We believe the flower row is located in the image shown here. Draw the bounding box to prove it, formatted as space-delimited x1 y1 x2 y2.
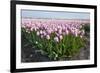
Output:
22 19 86 42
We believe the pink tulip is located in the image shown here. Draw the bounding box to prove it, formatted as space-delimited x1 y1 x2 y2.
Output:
54 37 59 42
40 30 43 34
59 35 63 40
58 29 62 34
46 35 50 40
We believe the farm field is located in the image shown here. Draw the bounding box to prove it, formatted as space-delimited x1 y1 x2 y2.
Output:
21 18 90 62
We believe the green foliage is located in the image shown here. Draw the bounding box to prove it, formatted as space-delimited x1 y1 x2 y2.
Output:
82 24 90 33
22 28 85 60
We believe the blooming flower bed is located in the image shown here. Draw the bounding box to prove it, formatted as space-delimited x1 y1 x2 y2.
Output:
21 18 89 60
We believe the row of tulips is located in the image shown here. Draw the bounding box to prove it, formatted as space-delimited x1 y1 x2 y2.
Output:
21 18 88 60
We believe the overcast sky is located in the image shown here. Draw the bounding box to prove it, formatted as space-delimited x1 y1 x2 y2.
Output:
21 10 90 19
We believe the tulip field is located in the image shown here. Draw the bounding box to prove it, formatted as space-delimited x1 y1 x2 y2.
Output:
21 18 90 62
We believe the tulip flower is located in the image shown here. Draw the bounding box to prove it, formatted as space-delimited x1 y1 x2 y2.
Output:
54 37 59 42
